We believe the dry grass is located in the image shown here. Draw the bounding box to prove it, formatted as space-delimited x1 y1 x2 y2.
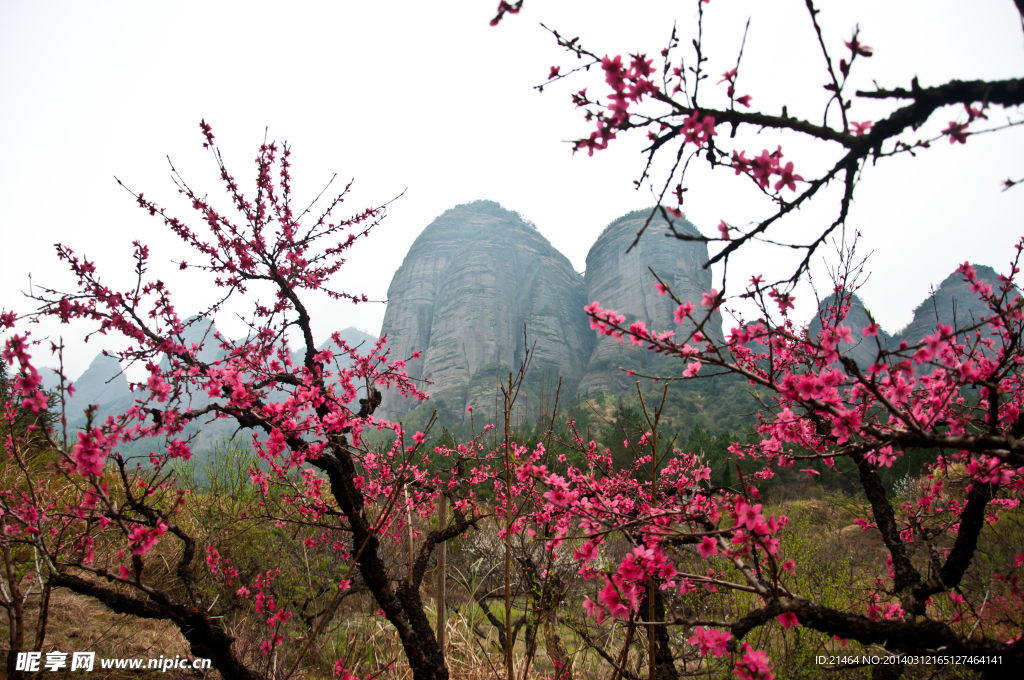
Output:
2 586 529 680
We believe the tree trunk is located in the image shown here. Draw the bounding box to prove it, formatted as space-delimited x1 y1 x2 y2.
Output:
543 610 572 680
639 587 678 680
50 573 263 680
436 495 446 658
316 435 450 680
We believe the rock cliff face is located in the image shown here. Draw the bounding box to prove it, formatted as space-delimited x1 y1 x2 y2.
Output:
804 267 1005 372
893 266 1003 346
576 210 722 395
808 292 890 370
378 201 592 420
53 197 1011 449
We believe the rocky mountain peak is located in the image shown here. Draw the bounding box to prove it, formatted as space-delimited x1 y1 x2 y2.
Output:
576 209 722 395
378 200 592 421
807 290 889 370
64 352 129 419
895 264 1003 346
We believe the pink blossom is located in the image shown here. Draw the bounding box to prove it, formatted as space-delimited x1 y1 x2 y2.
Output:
687 626 730 657
768 288 795 313
167 439 192 460
851 121 873 136
583 597 605 623
777 612 799 629
844 37 873 57
773 162 803 192
942 121 969 144
334 660 358 680
733 644 775 680
598 577 629 619
699 536 719 558
674 301 695 323
73 430 107 477
267 608 292 627
128 519 167 556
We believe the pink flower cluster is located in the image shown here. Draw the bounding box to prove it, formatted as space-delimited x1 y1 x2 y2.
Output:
72 430 109 478
575 54 658 155
733 642 776 680
730 148 803 193
2 334 50 415
719 68 752 107
128 519 167 556
687 626 730 657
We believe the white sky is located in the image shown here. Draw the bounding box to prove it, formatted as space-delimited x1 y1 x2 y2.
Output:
2 1 1022 380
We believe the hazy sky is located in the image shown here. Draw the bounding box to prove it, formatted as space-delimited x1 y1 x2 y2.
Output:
2 1 1022 379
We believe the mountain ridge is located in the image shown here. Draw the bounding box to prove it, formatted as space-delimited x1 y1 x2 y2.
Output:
51 203 1008 440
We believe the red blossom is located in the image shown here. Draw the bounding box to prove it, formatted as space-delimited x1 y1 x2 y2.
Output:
851 120 873 136
844 37 873 57
489 0 522 26
777 612 799 629
701 289 721 310
687 626 729 657
942 121 969 144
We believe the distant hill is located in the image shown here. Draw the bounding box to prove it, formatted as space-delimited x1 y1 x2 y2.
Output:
808 291 892 370
892 265 1003 346
376 202 1012 436
805 266 1007 373
50 205 1009 455
58 322 378 455
63 353 130 421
